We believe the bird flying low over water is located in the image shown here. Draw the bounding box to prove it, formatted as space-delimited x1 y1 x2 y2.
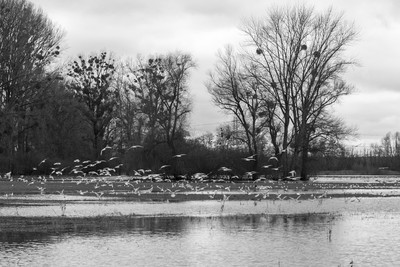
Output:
100 146 112 155
172 153 186 158
39 158 47 165
271 166 283 171
160 165 171 170
128 145 144 150
242 154 257 161
268 156 278 162
218 166 232 172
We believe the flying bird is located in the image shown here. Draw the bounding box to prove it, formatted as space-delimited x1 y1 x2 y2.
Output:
38 158 47 165
242 155 256 161
128 145 143 150
160 165 171 170
100 146 112 155
172 153 186 158
218 167 232 173
268 156 278 162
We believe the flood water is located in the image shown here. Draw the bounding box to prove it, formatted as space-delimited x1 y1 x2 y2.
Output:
1 212 400 266
2 175 400 266
1 197 400 266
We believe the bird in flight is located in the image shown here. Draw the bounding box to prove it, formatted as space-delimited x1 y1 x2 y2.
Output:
272 166 282 171
128 145 144 150
100 146 112 155
218 167 232 172
172 153 186 158
262 165 272 168
269 156 278 162
242 155 256 161
160 165 171 170
39 158 47 165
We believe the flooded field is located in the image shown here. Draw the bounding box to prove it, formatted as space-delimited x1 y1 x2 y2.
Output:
1 175 400 266
1 211 400 266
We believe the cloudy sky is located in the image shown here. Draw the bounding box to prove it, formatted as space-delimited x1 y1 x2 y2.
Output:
32 0 400 147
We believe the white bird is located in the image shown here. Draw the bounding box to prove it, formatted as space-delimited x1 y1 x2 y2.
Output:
77 190 88 195
74 159 80 163
56 189 64 195
218 167 232 172
160 165 171 170
242 157 256 161
268 156 278 162
172 153 186 158
128 145 143 150
93 191 104 199
262 165 272 168
288 170 296 177
271 166 282 171
100 146 112 155
39 158 47 165
37 186 46 194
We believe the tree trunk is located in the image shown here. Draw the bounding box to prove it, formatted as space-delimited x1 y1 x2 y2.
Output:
300 143 309 180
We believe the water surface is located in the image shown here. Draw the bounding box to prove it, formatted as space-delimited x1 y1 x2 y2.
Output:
1 212 399 266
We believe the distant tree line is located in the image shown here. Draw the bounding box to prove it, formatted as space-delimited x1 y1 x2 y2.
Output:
2 0 396 178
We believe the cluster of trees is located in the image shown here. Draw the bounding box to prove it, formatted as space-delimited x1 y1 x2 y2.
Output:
2 0 374 178
0 0 196 175
309 131 400 174
207 6 356 179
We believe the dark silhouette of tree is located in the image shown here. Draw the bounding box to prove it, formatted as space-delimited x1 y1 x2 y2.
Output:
207 46 274 170
31 81 93 161
67 52 118 157
126 52 195 155
242 5 357 179
0 0 64 171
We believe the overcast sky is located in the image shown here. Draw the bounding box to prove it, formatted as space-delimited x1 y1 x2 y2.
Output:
31 0 400 147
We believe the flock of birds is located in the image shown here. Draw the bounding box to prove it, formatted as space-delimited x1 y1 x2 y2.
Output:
0 145 350 202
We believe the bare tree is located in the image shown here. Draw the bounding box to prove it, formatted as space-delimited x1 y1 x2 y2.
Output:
0 0 63 170
112 68 145 149
242 5 357 179
207 46 274 169
126 52 195 155
67 52 118 157
308 112 356 157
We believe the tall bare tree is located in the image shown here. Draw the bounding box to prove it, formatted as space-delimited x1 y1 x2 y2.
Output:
207 46 274 169
67 52 118 157
242 5 357 179
126 52 195 155
0 0 63 170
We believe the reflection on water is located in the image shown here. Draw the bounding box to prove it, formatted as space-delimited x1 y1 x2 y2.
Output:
1 197 400 218
1 212 400 266
314 175 400 183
